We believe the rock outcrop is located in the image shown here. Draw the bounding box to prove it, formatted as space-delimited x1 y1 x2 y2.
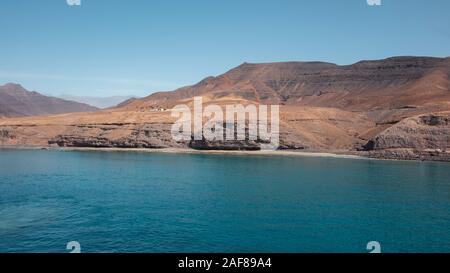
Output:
362 112 450 161
48 123 178 149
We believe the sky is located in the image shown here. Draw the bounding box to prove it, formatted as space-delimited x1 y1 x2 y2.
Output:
0 0 449 97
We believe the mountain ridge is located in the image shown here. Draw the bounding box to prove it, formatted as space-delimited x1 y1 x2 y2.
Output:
0 83 99 117
119 56 450 115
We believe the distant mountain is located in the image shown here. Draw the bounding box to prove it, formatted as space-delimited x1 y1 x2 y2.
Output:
0 83 98 117
58 95 137 109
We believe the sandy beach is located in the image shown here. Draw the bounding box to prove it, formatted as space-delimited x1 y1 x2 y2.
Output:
0 146 366 160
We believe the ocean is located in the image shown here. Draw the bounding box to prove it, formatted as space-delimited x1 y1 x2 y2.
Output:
1 149 450 253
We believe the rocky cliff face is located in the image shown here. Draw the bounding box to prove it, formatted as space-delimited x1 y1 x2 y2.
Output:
0 105 373 151
362 112 450 161
48 123 179 149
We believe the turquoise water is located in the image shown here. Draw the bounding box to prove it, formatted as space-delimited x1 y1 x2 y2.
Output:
1 149 450 253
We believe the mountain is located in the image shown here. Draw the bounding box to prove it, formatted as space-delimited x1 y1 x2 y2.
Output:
58 95 137 109
1 56 450 161
0 83 98 117
121 56 450 117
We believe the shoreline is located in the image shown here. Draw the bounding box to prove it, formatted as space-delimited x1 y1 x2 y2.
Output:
2 146 450 163
0 146 367 160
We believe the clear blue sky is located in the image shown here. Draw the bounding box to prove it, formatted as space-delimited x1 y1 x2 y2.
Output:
0 0 449 97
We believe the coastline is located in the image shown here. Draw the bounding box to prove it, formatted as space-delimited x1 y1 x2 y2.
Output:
3 146 450 163
0 145 367 160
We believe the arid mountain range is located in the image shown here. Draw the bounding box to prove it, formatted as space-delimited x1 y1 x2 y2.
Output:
1 56 450 161
0 83 98 117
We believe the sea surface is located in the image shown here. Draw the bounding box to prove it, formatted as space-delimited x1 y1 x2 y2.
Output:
1 149 450 253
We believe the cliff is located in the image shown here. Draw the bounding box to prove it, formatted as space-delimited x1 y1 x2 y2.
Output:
362 112 450 161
